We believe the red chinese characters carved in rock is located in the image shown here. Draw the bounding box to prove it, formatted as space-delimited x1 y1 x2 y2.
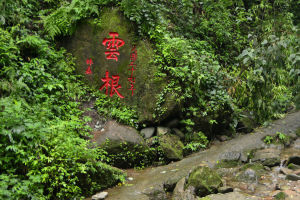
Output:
102 32 125 61
128 46 137 96
85 58 93 74
100 70 124 98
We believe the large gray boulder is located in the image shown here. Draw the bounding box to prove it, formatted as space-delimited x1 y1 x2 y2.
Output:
92 120 144 148
63 8 178 123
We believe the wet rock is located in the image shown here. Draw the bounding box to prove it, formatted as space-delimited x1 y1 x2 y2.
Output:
274 191 286 199
172 178 197 200
287 163 300 170
157 127 171 136
159 134 184 161
186 166 223 197
172 128 185 140
144 184 167 200
92 192 108 200
280 167 293 175
286 174 300 181
287 156 300 165
240 149 254 163
215 160 239 169
216 167 239 177
237 168 258 183
252 148 281 167
217 135 229 142
219 151 241 161
218 186 233 194
237 163 265 183
201 191 260 200
141 127 155 139
164 173 184 192
292 138 300 149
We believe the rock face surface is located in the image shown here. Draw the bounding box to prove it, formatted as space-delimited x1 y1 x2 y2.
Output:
63 8 177 123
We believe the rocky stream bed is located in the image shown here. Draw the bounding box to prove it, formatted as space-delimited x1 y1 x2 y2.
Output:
87 111 300 200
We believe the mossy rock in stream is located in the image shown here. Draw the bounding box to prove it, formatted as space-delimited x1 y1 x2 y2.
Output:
235 163 265 183
215 160 240 168
186 166 223 197
159 134 184 161
63 8 178 123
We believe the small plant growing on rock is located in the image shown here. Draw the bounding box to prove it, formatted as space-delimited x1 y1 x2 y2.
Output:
263 135 274 144
263 132 289 145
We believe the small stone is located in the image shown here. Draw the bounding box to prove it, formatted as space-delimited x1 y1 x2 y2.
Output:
157 127 171 136
160 171 167 174
280 167 293 175
292 138 300 149
92 191 108 200
217 135 229 142
140 127 155 139
127 177 133 181
286 174 300 181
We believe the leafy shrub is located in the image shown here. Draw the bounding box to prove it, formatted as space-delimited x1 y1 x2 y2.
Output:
0 97 125 199
263 132 289 145
94 92 139 128
102 140 157 169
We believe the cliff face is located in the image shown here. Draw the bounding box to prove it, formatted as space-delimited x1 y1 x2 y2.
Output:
64 8 177 123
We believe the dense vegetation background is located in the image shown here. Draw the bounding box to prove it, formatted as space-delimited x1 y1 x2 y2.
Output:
0 0 299 199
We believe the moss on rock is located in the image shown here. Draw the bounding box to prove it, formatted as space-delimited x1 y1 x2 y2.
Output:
63 8 178 124
159 134 184 161
186 166 223 197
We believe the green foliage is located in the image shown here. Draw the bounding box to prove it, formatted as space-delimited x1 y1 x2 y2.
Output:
1 1 299 198
42 0 104 39
235 33 299 123
184 131 209 154
94 92 139 128
264 135 274 144
263 132 289 145
0 25 125 199
102 140 157 169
